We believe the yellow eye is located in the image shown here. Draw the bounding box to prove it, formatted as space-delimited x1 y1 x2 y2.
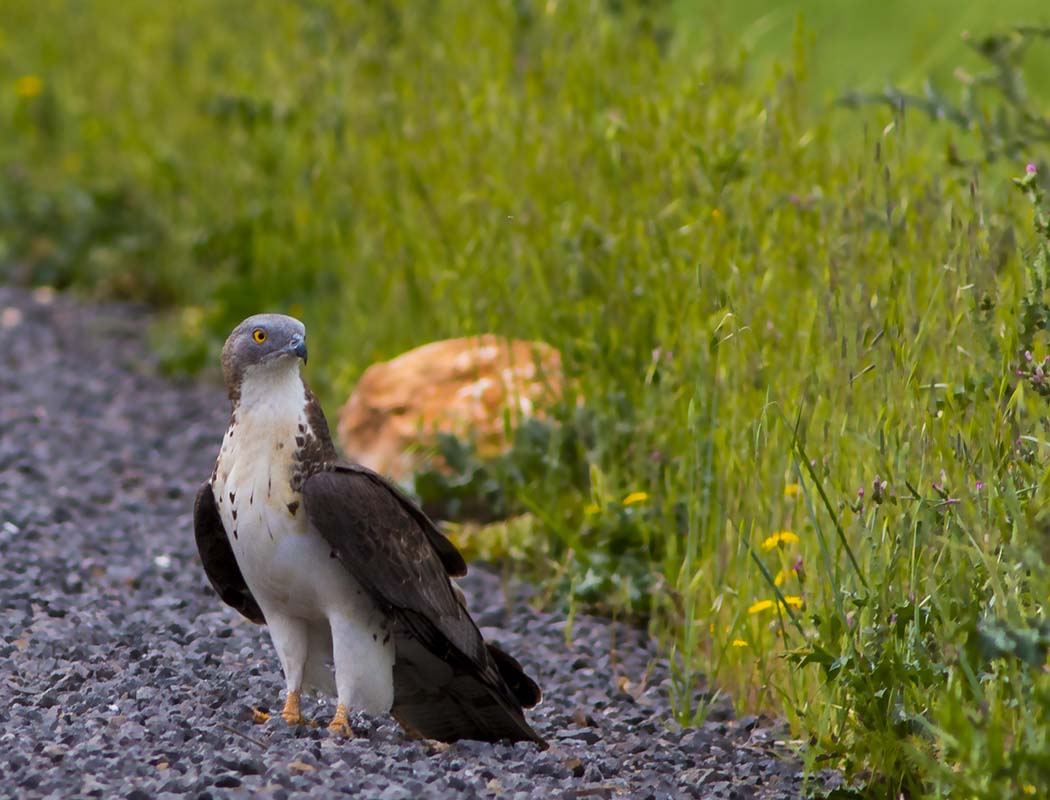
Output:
252 329 267 344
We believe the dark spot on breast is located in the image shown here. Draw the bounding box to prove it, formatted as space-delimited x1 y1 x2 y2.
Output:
295 436 305 448
382 632 391 644
233 529 238 540
229 491 235 503
298 423 306 433
277 442 285 450
249 491 254 505
287 501 299 516
231 508 237 520
372 633 378 642
329 550 337 559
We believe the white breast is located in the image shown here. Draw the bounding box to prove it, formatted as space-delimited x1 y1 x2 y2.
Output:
210 367 363 620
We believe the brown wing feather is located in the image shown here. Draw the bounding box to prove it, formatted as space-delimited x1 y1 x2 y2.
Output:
352 465 468 577
301 463 545 746
193 481 265 625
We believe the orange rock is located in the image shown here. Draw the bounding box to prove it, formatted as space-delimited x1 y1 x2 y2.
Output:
337 335 564 480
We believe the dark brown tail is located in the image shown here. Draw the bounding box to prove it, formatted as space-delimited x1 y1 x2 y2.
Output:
391 636 547 748
487 643 541 708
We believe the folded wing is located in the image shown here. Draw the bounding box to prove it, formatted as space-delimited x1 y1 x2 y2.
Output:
301 463 545 746
193 482 265 624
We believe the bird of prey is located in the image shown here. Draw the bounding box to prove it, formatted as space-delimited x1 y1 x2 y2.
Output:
193 314 544 746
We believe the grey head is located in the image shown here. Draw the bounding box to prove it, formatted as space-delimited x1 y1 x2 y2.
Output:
221 313 308 398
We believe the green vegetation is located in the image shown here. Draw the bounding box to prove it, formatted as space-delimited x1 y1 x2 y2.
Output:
2 2 1049 795
677 0 1050 102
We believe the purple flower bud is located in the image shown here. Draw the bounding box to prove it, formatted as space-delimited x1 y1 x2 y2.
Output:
975 480 984 491
857 487 865 498
1027 163 1038 174
1025 351 1033 362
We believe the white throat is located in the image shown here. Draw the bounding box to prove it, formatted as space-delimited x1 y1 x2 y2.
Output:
237 361 306 423
212 360 309 523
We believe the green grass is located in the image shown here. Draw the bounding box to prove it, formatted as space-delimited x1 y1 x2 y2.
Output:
2 2 1049 795
677 0 1050 100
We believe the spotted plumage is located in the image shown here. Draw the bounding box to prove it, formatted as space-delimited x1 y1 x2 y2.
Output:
193 313 544 746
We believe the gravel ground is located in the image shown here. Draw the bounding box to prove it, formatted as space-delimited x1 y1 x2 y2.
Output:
0 287 837 799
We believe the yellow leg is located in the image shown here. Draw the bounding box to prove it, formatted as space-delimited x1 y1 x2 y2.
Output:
251 707 272 724
328 703 354 737
281 689 307 726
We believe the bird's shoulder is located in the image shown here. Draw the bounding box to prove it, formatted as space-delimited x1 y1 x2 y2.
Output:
303 461 468 579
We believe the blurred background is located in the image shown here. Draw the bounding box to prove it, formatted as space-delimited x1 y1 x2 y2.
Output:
2 1 1049 793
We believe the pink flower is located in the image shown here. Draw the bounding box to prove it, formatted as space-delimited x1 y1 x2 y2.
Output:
1027 163 1038 175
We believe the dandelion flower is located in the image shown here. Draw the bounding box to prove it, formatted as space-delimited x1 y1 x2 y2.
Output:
781 595 804 609
761 531 799 550
783 483 801 498
622 491 648 506
731 639 748 648
748 599 775 615
15 75 43 99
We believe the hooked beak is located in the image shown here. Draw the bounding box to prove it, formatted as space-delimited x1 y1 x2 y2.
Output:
287 333 308 364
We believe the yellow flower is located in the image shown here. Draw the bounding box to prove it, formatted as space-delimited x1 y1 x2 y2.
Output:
784 483 801 497
15 75 43 99
748 599 775 615
749 596 803 615
731 639 748 648
761 531 799 550
774 568 791 587
711 208 722 220
584 503 601 516
622 491 648 506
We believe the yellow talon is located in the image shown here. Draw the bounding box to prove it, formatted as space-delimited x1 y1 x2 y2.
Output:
251 707 272 724
280 689 307 726
328 703 354 737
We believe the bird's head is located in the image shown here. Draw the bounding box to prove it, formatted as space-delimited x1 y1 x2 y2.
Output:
221 313 308 400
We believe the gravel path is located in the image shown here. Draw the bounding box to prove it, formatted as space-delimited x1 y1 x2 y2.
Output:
0 287 834 799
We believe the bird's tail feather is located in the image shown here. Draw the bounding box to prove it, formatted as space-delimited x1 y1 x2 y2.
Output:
391 637 546 747
486 643 541 708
